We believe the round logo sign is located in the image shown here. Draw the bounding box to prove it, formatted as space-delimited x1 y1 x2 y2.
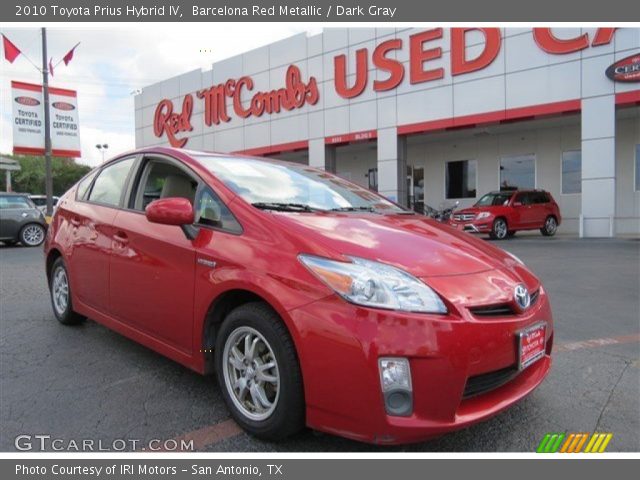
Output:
514 284 531 311
14 96 40 106
52 101 75 111
606 54 640 82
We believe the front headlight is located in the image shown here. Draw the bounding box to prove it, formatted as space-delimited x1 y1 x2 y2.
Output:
299 254 447 314
476 211 491 219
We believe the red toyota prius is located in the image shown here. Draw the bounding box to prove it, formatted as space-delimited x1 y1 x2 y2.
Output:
44 147 553 445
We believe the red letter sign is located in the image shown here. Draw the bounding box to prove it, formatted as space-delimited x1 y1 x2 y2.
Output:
409 28 444 84
451 28 501 76
335 48 368 98
373 39 404 91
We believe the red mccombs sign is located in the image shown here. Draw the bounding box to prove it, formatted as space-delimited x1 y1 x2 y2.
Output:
154 28 618 147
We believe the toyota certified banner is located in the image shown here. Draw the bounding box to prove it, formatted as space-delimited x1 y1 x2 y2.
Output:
11 80 81 157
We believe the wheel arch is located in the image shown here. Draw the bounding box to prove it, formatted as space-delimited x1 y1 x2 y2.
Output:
45 248 63 283
200 288 301 376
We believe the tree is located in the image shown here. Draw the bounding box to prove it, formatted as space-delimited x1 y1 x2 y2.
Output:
0 154 91 195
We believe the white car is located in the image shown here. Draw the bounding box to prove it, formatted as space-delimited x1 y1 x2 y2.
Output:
29 195 60 214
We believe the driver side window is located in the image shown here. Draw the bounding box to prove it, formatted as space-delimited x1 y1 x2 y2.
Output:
134 160 197 211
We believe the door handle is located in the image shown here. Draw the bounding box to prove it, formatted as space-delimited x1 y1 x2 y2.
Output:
113 231 129 245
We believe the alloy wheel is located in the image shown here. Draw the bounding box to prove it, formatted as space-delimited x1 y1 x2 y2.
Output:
22 225 44 246
222 326 280 421
494 219 507 239
545 217 557 235
52 267 69 315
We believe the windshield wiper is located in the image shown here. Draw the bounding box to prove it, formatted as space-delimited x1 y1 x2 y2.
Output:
329 206 376 212
252 202 319 212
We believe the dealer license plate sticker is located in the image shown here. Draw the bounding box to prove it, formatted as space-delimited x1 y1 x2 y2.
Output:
518 323 546 370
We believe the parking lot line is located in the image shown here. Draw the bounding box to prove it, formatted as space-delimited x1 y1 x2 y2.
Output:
170 419 243 451
554 333 640 353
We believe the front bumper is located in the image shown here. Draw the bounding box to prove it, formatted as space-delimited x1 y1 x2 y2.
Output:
288 290 553 444
449 219 492 233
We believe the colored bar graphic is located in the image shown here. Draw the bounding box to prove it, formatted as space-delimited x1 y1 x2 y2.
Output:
536 434 552 453
537 433 613 453
573 433 589 452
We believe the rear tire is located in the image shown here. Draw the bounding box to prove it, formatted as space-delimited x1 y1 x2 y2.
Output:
540 216 558 237
19 223 45 247
489 218 508 240
49 257 84 325
215 302 304 441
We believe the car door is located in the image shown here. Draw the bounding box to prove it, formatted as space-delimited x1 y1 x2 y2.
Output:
108 157 198 353
511 192 536 228
530 192 550 226
0 196 26 239
66 157 136 313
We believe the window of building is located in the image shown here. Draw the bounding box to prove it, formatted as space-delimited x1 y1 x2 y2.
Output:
446 160 477 199
636 144 640 192
500 154 535 191
88 158 135 207
562 150 581 194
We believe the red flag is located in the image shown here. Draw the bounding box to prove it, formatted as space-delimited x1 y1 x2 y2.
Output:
62 43 78 65
49 57 54 77
2 34 21 63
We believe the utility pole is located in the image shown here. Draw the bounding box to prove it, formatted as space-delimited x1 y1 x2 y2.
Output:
41 27 53 217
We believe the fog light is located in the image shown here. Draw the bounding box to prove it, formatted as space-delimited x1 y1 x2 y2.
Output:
379 358 413 416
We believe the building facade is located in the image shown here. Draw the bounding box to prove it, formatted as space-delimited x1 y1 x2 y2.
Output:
135 28 640 237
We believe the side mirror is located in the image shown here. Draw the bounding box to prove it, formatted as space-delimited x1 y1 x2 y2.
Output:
145 197 194 226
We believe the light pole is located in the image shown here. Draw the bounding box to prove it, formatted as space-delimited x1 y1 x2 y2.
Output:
42 28 54 217
95 144 109 163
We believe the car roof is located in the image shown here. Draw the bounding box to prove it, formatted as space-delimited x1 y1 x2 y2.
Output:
119 146 308 169
0 192 29 197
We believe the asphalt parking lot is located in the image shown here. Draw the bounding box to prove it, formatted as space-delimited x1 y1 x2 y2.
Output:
1 236 638 452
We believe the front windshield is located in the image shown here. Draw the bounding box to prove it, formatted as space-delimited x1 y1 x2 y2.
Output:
194 155 405 213
475 192 512 207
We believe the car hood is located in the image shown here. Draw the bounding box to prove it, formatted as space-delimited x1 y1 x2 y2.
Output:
269 212 524 278
454 206 491 215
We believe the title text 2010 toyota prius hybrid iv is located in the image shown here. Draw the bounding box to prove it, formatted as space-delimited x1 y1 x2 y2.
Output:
44 147 553 444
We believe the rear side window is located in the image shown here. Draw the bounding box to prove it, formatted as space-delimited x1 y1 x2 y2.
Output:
88 158 135 207
528 192 547 204
0 196 32 209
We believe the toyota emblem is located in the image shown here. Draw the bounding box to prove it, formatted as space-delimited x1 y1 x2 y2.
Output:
514 284 530 311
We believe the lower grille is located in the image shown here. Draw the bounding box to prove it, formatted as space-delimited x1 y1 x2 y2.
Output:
463 366 519 399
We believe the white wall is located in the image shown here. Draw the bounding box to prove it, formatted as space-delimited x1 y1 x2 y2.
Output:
615 112 640 234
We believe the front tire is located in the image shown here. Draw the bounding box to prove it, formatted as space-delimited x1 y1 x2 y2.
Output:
215 302 304 441
19 223 45 247
489 218 509 240
49 257 84 325
541 216 558 236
